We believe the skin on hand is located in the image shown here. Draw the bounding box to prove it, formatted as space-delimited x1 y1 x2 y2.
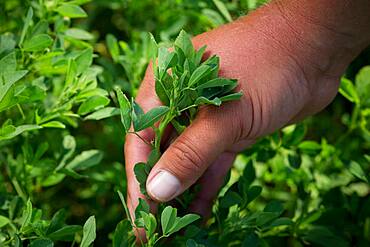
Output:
124 0 370 238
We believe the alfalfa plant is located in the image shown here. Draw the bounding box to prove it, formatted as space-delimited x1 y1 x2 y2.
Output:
115 30 242 245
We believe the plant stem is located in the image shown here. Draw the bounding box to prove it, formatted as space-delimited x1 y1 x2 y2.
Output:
154 108 176 152
153 235 168 246
17 104 25 120
179 104 197 113
128 131 154 147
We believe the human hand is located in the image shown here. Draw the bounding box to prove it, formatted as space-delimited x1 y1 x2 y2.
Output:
124 0 370 235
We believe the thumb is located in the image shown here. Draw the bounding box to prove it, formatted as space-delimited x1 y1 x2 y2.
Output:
146 108 238 202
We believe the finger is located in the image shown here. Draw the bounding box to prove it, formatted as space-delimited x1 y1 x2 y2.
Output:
146 102 242 202
189 152 236 218
125 128 155 213
124 65 161 223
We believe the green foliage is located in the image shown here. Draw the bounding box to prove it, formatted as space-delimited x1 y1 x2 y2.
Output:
114 30 240 245
121 29 242 200
1 0 369 246
80 216 96 247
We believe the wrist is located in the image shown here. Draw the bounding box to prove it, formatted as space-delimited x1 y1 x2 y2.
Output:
270 0 370 78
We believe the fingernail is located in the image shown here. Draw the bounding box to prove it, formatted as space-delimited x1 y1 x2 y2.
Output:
147 171 181 202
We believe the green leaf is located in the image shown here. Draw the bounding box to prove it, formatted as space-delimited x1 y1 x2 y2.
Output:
213 0 232 22
21 199 32 231
65 59 77 87
78 95 110 115
31 20 49 37
0 34 16 54
84 107 120 120
135 198 150 221
194 96 221 106
256 212 280 226
158 47 177 77
41 121 66 129
29 239 53 247
339 77 359 104
65 28 94 40
0 52 16 73
132 100 144 116
155 78 171 106
0 124 41 141
46 209 66 235
56 4 87 18
193 45 207 66
161 206 177 235
116 88 131 133
219 92 243 102
349 161 368 183
48 225 82 241
246 185 262 204
2 70 27 85
59 168 85 179
240 160 256 189
140 212 157 236
23 34 53 52
220 191 243 208
75 48 93 75
197 78 237 90
14 235 21 247
147 149 160 168
113 220 132 247
355 66 370 105
80 216 96 247
134 163 150 196
147 33 158 59
0 215 10 228
133 106 170 131
264 201 284 215
268 217 293 228
188 65 212 87
298 141 321 154
0 70 28 103
65 150 103 171
106 34 120 62
202 9 225 27
134 162 148 185
282 123 306 146
288 153 301 169
171 214 200 234
19 7 33 46
174 30 194 58
63 135 76 150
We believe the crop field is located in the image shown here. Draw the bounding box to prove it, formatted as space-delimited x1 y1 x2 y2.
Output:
0 0 369 246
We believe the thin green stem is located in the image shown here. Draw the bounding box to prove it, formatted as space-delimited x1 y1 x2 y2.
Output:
17 104 25 120
154 109 176 152
179 104 197 113
153 235 168 246
128 131 153 147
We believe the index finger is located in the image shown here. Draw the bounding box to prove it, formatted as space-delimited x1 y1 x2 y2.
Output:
124 65 161 225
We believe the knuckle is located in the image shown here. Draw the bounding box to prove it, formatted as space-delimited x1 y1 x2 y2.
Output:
232 93 254 143
166 136 206 181
242 89 264 139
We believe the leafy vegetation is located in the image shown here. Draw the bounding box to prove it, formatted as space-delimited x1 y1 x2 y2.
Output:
0 0 369 246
